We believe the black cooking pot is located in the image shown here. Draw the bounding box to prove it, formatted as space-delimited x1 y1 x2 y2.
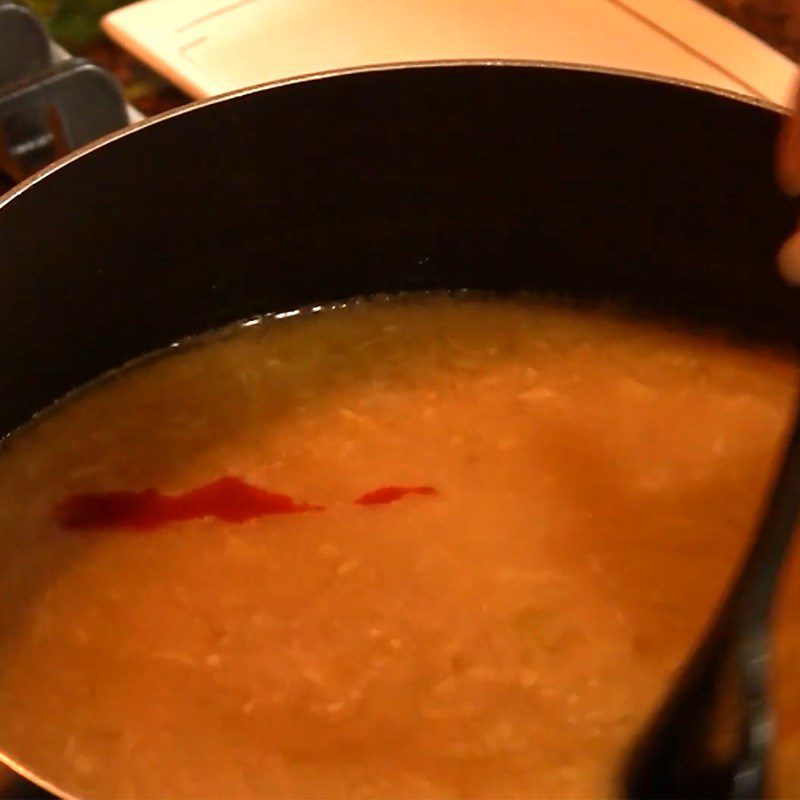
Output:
1 61 799 439
0 61 798 798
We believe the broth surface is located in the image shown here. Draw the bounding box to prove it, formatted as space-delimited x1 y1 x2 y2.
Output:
0 294 799 798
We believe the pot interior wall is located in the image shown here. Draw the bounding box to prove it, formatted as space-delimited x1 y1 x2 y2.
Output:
0 63 798 436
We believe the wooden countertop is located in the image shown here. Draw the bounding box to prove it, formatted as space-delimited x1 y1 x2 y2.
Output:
704 0 799 64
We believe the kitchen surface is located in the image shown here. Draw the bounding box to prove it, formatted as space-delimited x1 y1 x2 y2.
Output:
0 0 799 797
705 0 798 61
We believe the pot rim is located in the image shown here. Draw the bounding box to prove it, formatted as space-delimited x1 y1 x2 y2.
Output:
0 57 790 216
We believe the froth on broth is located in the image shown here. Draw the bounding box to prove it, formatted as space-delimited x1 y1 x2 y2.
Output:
0 293 799 799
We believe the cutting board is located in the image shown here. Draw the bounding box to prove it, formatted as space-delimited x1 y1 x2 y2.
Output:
103 0 797 104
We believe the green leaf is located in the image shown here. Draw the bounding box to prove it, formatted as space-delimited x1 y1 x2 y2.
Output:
49 0 132 48
21 0 62 21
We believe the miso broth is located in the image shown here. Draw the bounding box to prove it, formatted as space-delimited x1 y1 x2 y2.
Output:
0 293 798 799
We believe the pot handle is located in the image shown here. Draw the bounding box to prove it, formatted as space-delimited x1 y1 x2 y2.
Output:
0 1 133 183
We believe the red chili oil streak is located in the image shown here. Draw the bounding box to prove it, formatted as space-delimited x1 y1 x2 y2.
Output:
354 486 438 505
55 480 439 531
55 476 323 530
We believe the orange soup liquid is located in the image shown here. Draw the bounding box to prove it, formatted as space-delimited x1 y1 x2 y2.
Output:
0 294 798 799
